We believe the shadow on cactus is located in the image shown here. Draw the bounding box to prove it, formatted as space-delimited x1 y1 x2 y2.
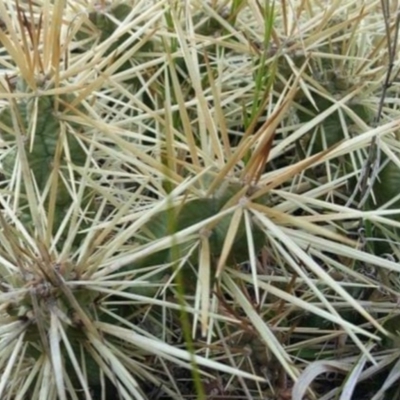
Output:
130 172 268 288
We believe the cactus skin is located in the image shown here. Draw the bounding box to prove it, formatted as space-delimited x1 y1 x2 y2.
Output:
371 160 400 221
1 94 86 197
297 96 373 154
366 159 400 255
0 82 94 239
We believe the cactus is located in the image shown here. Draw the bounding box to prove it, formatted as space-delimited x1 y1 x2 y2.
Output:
1 1 400 399
138 185 266 262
